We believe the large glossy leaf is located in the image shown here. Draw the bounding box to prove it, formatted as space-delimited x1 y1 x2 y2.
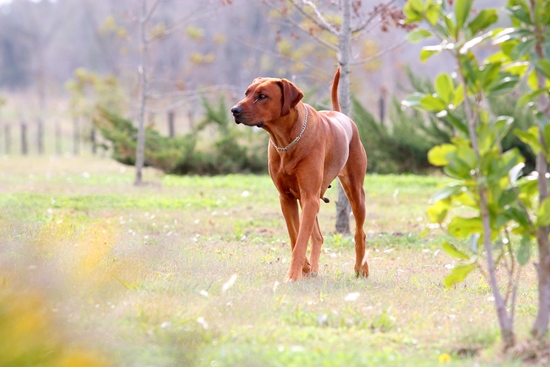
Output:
432 184 463 202
537 197 550 227
421 46 443 62
515 126 542 155
420 94 447 112
455 0 474 35
428 144 457 166
435 74 454 105
448 216 483 239
407 28 433 43
536 59 550 79
504 5 533 25
517 234 531 266
442 242 471 260
444 263 476 287
426 200 450 223
468 9 498 35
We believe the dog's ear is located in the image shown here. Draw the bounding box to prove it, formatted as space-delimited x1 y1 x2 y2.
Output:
278 78 304 116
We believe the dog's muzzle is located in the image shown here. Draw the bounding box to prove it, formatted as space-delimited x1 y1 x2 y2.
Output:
231 105 243 124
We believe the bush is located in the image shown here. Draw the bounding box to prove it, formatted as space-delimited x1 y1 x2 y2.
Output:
93 96 268 175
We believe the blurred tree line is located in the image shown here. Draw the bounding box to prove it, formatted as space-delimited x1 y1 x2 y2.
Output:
0 0 519 177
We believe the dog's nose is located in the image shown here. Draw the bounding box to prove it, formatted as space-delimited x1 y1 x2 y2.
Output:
231 106 243 116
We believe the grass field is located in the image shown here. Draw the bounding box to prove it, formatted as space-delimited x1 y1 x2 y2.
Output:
0 156 540 366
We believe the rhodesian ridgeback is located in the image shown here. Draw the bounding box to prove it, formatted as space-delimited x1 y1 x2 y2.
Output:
231 68 368 282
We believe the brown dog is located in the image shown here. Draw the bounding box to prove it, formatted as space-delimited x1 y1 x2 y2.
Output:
231 68 368 282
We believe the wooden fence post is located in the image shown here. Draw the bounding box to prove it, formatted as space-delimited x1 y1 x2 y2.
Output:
37 118 44 155
21 121 28 155
4 124 10 155
91 125 97 155
73 117 79 156
55 120 62 156
168 111 175 138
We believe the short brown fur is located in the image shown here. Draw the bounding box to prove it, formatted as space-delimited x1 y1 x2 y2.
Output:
231 68 368 282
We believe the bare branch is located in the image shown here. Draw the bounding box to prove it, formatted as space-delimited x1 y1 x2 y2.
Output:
142 0 162 24
292 0 339 35
350 38 407 65
352 0 398 33
230 35 333 77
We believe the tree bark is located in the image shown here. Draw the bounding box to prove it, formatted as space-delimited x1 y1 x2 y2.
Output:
531 27 550 339
335 0 352 235
134 0 149 186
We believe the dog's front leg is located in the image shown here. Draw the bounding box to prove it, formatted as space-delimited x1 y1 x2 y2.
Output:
285 195 320 282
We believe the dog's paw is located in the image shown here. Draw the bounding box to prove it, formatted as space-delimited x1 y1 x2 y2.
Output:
355 264 369 278
284 276 297 283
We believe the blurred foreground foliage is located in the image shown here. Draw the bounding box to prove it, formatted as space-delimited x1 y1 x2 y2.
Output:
0 288 109 367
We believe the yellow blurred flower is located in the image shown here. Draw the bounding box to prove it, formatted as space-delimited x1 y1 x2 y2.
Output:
438 353 451 363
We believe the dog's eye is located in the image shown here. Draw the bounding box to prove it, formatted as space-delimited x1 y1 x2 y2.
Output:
258 94 267 99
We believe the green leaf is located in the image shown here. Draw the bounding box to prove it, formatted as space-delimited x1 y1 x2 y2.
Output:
409 0 424 13
421 46 442 62
515 126 542 155
536 59 550 79
537 197 550 227
468 9 498 35
404 3 423 23
444 263 476 287
517 234 531 266
448 216 483 239
435 74 454 105
442 242 471 260
455 0 474 33
427 200 450 223
505 5 533 25
444 14 456 37
401 92 425 109
510 39 536 60
428 144 457 166
406 28 433 43
425 3 441 26
432 184 463 202
446 110 469 136
518 89 548 107
420 94 447 111
503 61 529 76
493 27 534 44
486 75 520 95
452 84 465 107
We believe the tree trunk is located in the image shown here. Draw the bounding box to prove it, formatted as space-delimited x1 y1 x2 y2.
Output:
335 0 352 235
134 0 149 186
531 35 550 339
532 151 550 339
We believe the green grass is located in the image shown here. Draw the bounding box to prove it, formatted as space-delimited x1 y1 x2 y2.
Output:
0 156 539 366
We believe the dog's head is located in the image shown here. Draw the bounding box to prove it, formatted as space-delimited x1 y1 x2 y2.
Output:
230 77 304 127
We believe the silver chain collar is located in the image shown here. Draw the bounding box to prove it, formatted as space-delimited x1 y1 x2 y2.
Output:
270 105 308 151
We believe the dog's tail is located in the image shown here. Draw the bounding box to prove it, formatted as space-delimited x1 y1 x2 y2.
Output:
331 67 341 112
